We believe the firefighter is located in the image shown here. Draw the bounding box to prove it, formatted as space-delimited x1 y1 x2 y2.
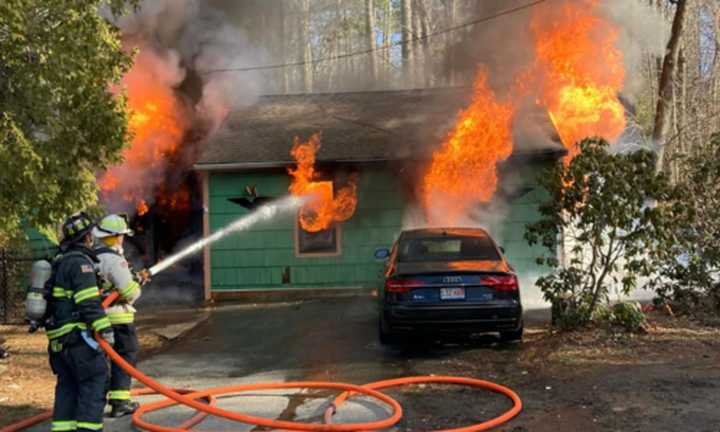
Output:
92 214 147 417
47 212 114 432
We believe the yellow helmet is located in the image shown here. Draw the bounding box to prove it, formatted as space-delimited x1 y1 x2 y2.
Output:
92 214 133 238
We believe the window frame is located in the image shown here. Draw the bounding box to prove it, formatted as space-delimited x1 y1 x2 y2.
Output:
294 217 343 258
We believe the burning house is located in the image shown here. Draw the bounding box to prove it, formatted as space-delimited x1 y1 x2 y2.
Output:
194 87 565 302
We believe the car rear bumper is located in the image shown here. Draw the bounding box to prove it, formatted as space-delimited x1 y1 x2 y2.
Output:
383 303 522 334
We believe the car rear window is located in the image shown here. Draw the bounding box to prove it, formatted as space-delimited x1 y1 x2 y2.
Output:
397 236 500 262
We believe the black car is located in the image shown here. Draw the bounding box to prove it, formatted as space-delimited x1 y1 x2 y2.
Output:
375 228 523 344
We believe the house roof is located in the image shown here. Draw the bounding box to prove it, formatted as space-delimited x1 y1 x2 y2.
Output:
195 87 565 171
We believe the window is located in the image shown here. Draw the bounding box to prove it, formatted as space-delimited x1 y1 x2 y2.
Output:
398 236 500 262
296 221 340 256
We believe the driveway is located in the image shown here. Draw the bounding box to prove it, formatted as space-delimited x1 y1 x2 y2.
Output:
23 295 720 431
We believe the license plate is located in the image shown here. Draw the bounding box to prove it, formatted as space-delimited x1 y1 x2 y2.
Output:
440 287 465 300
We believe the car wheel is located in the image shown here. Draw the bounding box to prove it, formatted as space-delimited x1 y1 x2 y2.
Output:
500 325 524 342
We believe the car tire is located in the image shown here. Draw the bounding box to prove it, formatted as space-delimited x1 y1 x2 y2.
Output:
500 325 524 342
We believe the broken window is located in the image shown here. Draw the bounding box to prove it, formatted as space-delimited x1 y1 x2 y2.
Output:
296 221 340 256
295 179 342 256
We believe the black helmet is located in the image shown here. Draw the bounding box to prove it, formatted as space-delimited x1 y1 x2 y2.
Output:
61 212 95 246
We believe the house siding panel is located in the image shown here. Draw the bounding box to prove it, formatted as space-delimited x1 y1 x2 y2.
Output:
208 168 406 291
207 162 555 293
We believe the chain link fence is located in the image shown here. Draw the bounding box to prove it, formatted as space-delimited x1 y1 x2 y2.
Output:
0 250 36 324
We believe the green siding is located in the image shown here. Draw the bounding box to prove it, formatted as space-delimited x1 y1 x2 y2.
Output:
207 162 555 292
494 163 552 280
26 228 58 259
208 168 405 291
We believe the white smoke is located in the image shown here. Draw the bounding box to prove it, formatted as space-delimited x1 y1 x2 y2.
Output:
119 0 264 130
177 8 264 132
600 0 671 96
100 1 265 214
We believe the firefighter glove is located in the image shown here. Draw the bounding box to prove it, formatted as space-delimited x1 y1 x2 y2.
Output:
135 269 151 286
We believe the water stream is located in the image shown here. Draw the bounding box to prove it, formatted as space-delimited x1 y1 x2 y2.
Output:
148 195 303 276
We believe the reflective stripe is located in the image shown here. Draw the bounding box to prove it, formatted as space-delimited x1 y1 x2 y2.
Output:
74 287 100 303
119 281 140 299
91 317 111 332
108 312 135 325
108 390 131 400
51 420 77 431
52 287 73 298
46 323 87 340
76 421 103 431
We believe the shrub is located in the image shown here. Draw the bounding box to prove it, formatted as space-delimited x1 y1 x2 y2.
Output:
526 138 675 330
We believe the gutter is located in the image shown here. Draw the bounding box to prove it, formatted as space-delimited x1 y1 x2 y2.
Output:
193 148 567 172
193 158 397 171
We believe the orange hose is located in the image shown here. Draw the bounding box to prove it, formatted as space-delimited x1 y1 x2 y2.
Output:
0 388 211 432
325 376 522 432
96 293 403 432
1 292 523 431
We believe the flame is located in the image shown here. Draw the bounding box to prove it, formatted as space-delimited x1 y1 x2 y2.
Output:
98 51 186 214
421 70 513 224
157 184 191 212
288 134 358 232
136 200 149 216
531 0 626 160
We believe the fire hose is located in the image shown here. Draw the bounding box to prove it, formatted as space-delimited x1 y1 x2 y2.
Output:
1 292 522 432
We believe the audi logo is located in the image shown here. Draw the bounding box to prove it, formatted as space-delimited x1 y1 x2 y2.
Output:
442 276 463 284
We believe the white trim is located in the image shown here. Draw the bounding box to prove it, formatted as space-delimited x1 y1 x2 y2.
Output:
293 216 343 258
201 171 211 301
193 158 395 172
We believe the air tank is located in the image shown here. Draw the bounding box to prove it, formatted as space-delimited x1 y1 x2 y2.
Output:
26 260 52 322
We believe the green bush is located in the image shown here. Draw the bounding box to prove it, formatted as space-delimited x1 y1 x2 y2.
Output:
652 135 720 317
526 138 675 330
594 302 647 333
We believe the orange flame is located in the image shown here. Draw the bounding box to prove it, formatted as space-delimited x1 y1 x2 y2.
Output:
531 0 626 160
136 200 149 216
288 134 358 232
98 52 186 214
421 70 513 224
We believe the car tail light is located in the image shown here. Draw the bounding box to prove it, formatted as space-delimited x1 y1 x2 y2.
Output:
481 275 519 292
385 278 425 293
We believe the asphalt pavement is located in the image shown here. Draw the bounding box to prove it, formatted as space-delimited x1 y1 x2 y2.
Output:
27 295 549 431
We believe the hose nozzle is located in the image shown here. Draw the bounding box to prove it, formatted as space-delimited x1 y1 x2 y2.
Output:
136 268 152 285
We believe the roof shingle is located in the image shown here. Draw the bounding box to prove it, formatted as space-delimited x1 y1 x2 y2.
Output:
195 87 564 170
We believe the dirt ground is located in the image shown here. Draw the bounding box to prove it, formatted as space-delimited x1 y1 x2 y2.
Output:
398 313 720 431
1 299 719 431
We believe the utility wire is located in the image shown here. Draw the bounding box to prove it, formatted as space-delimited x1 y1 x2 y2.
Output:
200 0 550 75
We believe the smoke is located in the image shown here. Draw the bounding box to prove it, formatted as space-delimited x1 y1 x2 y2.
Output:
601 0 670 96
176 8 264 132
100 1 264 214
412 0 669 219
450 0 668 103
119 0 265 127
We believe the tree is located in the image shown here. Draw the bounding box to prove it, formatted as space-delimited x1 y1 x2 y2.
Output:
652 0 688 172
0 0 135 244
365 0 378 82
401 0 414 86
653 134 720 315
525 138 676 328
299 0 314 93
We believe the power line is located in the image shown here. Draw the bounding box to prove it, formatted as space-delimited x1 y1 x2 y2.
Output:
200 0 550 75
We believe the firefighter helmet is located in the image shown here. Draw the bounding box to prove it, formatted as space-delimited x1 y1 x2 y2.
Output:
92 214 134 238
61 212 95 246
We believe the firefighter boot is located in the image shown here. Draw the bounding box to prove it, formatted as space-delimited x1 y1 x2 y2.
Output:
109 400 139 417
